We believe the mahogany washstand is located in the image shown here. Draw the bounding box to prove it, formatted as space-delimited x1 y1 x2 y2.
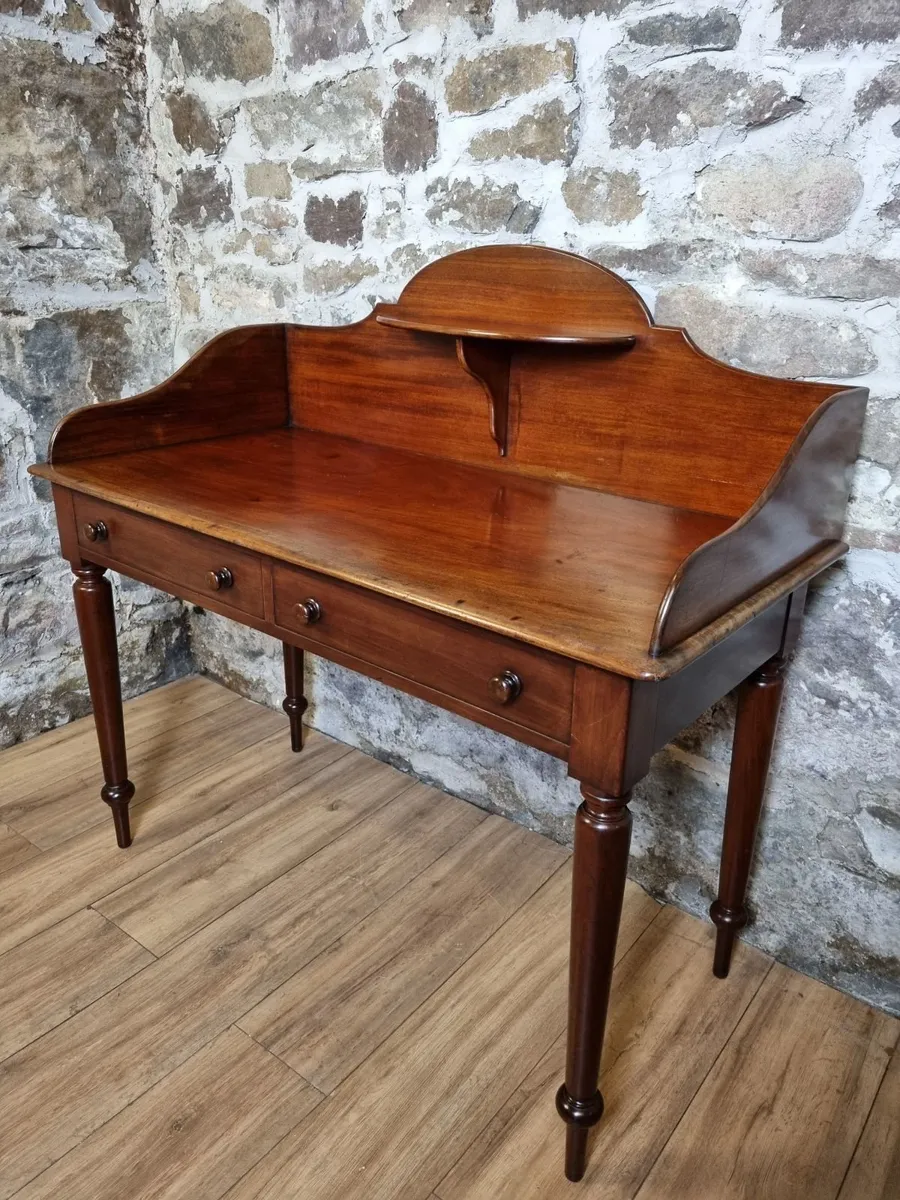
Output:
31 246 866 1182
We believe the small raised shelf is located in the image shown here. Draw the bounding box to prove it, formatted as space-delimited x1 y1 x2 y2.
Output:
375 309 639 346
375 306 639 455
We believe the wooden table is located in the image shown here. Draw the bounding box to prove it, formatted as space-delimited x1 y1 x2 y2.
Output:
31 245 867 1183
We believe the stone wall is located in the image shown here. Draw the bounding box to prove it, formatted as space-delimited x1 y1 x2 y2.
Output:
0 2 190 746
2 0 897 1012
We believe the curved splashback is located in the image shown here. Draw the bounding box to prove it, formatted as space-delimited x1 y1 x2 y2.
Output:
289 245 840 519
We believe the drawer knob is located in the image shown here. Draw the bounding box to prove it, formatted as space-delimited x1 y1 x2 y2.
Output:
295 598 322 625
206 567 234 591
489 670 522 705
83 520 108 543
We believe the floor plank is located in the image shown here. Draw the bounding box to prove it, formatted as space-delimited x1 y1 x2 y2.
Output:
435 908 771 1200
636 963 899 1200
238 814 571 1093
3 677 897 1200
0 676 231 810
0 821 40 873
838 1045 900 1200
13 1027 322 1200
96 751 418 953
0 727 348 957
0 784 482 1199
222 864 581 1200
2 683 274 848
0 908 154 1062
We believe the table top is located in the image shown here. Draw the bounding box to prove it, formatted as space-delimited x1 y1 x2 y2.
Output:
36 427 733 677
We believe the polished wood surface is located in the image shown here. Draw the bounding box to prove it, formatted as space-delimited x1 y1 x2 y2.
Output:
49 325 288 463
652 385 866 651
374 244 652 334
273 558 575 741
509 334 846 518
72 493 267 620
27 244 868 1187
37 428 732 677
71 564 134 848
455 337 513 456
282 644 306 752
286 316 845 520
1 680 896 1200
33 245 865 677
710 653 788 978
376 312 639 345
557 785 633 1182
284 247 851 523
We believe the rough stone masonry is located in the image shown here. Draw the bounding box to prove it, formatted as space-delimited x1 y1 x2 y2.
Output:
1 0 898 1013
0 0 190 743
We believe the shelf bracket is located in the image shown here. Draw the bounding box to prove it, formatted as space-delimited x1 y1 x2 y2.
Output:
456 337 512 457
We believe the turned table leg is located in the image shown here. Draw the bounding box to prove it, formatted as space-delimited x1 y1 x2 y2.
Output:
556 784 632 1182
711 653 787 978
72 564 135 849
282 643 307 752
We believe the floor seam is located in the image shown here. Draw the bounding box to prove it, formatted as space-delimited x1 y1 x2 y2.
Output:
96 766 418 957
235 1024 326 1096
631 958 776 1199
0 919 159 1067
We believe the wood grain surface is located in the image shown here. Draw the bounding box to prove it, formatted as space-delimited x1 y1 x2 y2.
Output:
1 685 274 848
95 752 418 954
223 867 580 1200
32 428 731 675
31 244 862 684
0 677 233 824
47 325 288 463
0 781 481 1198
636 964 899 1200
0 724 347 957
238 815 570 1092
838 1047 900 1200
0 822 40 873
437 909 770 1199
13 1028 321 1200
1 678 895 1200
0 908 153 1060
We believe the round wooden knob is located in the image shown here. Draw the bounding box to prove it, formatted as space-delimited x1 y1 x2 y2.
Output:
82 520 108 543
489 670 522 705
295 598 322 624
206 567 234 591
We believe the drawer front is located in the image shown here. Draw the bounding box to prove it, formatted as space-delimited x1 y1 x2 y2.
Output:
73 496 265 618
273 563 574 741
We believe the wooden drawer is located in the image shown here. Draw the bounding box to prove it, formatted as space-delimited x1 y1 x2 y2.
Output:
73 495 266 619
273 563 574 742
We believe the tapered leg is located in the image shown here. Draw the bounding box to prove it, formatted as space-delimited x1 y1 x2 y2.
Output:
282 643 307 752
711 654 787 978
72 565 134 849
556 785 632 1182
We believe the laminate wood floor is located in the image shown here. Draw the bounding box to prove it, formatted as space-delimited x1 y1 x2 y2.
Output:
0 676 896 1200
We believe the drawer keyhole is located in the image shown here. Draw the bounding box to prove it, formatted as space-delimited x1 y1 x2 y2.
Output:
296 598 322 625
83 520 108 543
207 567 234 591
489 670 522 705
